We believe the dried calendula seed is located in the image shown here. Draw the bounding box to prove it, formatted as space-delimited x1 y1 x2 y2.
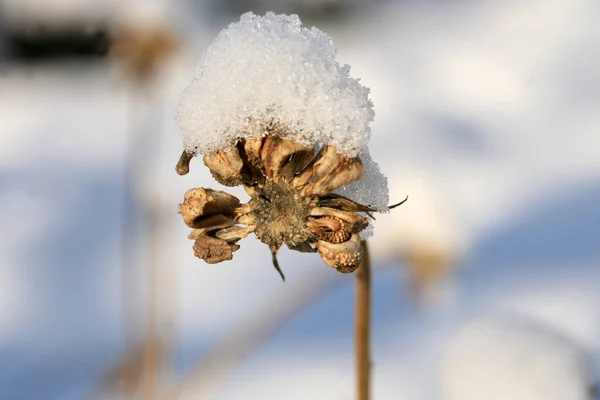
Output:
187 214 234 231
309 207 368 233
311 156 363 196
203 147 246 186
215 225 254 242
303 148 363 196
260 136 313 180
243 137 265 172
176 150 194 175
316 233 363 273
192 234 240 264
307 215 352 244
179 188 240 228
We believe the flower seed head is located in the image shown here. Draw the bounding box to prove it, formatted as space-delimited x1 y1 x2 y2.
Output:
177 134 380 276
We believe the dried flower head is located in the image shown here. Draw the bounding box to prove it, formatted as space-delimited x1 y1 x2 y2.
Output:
175 12 401 279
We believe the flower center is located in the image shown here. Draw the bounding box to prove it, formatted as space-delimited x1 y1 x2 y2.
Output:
250 180 314 249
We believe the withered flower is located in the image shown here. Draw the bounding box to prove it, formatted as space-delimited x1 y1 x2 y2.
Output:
175 13 402 279
176 135 385 279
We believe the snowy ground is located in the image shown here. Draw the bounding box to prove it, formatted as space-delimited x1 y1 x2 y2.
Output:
0 0 599 399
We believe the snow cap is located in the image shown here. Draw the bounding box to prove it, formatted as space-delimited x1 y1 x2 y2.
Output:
176 11 374 158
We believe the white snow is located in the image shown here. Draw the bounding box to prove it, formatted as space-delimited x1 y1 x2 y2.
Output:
442 315 592 400
334 149 389 212
176 12 374 158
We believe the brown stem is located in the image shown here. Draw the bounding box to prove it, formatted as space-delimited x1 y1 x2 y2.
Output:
355 240 371 400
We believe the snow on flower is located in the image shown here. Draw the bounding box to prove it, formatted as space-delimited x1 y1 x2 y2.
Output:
176 11 388 212
174 12 393 277
177 11 374 157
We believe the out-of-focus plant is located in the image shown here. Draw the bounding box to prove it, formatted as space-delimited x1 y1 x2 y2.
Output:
105 8 180 400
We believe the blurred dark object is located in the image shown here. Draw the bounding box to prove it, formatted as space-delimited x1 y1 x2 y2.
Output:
217 0 376 23
110 23 178 84
4 24 110 62
225 0 347 18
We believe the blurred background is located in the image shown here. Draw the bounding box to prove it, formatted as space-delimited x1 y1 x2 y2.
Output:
0 0 599 399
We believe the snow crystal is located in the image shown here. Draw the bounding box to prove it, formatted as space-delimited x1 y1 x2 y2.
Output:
334 149 389 212
442 315 592 400
176 12 374 157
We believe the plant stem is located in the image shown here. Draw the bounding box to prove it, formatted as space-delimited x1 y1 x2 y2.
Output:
355 240 371 400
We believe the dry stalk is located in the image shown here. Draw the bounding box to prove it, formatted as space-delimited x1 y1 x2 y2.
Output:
355 240 371 400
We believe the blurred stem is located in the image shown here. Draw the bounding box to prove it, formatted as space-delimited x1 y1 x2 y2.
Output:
355 240 371 400
138 204 166 400
120 86 174 400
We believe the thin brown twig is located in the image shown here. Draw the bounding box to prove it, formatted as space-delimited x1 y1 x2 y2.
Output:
355 240 371 400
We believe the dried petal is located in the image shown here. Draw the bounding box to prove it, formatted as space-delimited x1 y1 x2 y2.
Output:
243 137 265 172
236 213 256 226
278 149 314 182
307 215 351 244
308 145 340 182
243 184 258 197
215 225 254 241
317 194 375 213
179 188 240 228
309 207 368 234
193 234 240 264
188 214 233 231
309 153 363 196
176 150 193 175
316 233 363 273
291 145 325 189
261 136 312 179
313 156 363 195
203 148 245 186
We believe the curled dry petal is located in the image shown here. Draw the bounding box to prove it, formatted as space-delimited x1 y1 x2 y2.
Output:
309 207 368 233
312 156 362 195
298 146 363 196
316 233 363 273
311 146 340 180
215 225 254 241
291 145 325 189
317 194 375 213
279 149 314 182
261 136 313 180
236 213 256 226
179 188 240 228
310 156 363 196
192 234 240 264
243 137 265 172
188 214 234 231
308 215 352 244
203 147 245 186
176 150 194 175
